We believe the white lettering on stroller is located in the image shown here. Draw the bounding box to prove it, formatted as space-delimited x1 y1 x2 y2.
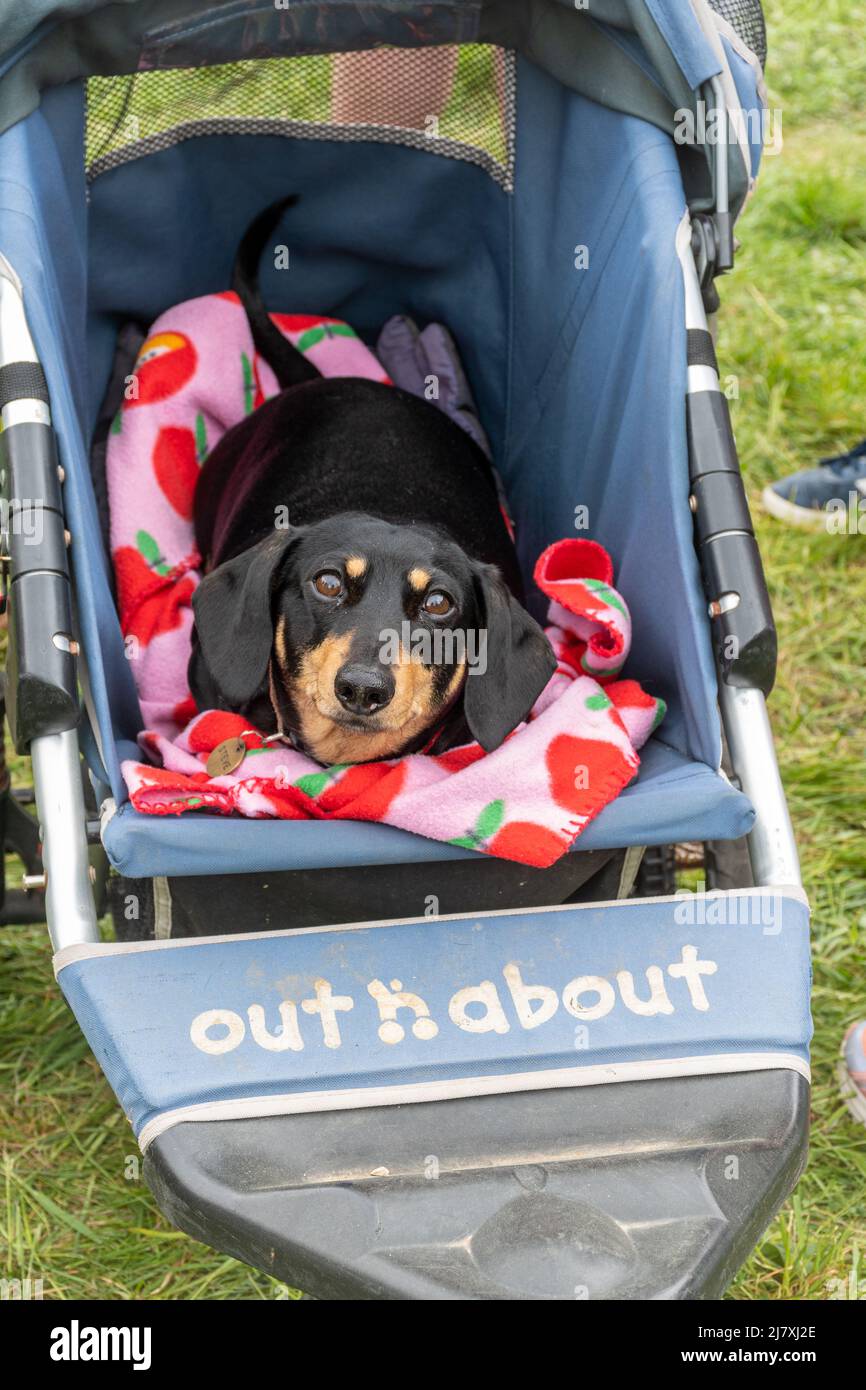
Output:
189 946 718 1056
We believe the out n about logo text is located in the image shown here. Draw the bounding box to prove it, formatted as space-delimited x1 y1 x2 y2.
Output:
189 945 717 1054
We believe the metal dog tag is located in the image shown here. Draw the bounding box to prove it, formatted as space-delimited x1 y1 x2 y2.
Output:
206 736 247 777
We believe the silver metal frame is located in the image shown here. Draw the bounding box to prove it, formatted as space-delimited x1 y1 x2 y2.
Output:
31 732 100 949
0 253 99 949
676 214 801 890
0 252 51 430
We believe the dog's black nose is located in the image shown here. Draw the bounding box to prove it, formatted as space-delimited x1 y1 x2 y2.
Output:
335 664 395 717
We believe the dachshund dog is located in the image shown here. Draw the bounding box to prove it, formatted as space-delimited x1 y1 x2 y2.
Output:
189 199 554 764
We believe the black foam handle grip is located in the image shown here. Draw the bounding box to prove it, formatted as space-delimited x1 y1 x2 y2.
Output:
0 420 78 750
0 360 49 410
687 389 777 696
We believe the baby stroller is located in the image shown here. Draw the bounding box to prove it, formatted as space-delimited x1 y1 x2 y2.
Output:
0 0 811 1300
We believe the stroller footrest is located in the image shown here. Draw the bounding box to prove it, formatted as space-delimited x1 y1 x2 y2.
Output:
144 1068 810 1300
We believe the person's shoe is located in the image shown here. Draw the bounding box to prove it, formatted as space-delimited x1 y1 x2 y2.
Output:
838 1020 866 1126
762 438 866 530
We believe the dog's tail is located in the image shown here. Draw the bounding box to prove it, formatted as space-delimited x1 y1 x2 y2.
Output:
231 195 321 389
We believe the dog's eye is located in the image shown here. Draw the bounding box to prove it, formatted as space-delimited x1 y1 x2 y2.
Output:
313 569 343 598
423 590 454 617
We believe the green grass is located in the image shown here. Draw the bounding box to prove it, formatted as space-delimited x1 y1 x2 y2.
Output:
2 0 866 1300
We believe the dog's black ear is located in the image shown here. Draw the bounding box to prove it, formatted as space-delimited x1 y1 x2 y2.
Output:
463 563 557 752
191 531 299 708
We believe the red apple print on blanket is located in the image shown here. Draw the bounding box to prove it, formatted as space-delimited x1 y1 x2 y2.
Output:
140 763 209 789
126 331 197 409
114 537 164 615
188 711 249 754
272 313 345 337
314 760 408 820
488 821 570 867
153 426 200 519
220 303 353 339
546 732 634 814
434 744 487 773
173 695 198 727
113 529 195 646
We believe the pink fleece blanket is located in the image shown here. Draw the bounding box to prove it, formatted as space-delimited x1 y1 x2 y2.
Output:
109 292 664 868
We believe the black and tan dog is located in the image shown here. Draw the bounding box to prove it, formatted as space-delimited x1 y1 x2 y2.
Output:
189 199 555 764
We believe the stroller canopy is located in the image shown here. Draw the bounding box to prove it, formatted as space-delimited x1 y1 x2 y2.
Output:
0 0 765 218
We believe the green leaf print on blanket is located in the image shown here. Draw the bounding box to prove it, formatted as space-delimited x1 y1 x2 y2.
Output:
448 798 505 850
293 765 347 799
296 323 357 353
195 411 208 463
583 577 628 618
135 529 171 577
241 352 256 415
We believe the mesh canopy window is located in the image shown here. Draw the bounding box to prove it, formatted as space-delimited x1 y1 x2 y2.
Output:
708 0 767 68
86 45 516 188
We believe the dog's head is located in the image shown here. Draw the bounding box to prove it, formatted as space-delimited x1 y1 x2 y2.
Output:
190 513 555 764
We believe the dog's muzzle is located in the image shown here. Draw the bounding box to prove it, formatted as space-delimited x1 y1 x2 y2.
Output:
334 663 395 717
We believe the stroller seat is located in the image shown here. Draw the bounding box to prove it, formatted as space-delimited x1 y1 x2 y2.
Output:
102 736 754 879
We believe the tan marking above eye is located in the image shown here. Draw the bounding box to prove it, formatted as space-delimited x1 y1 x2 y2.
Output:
408 567 432 593
345 555 367 579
